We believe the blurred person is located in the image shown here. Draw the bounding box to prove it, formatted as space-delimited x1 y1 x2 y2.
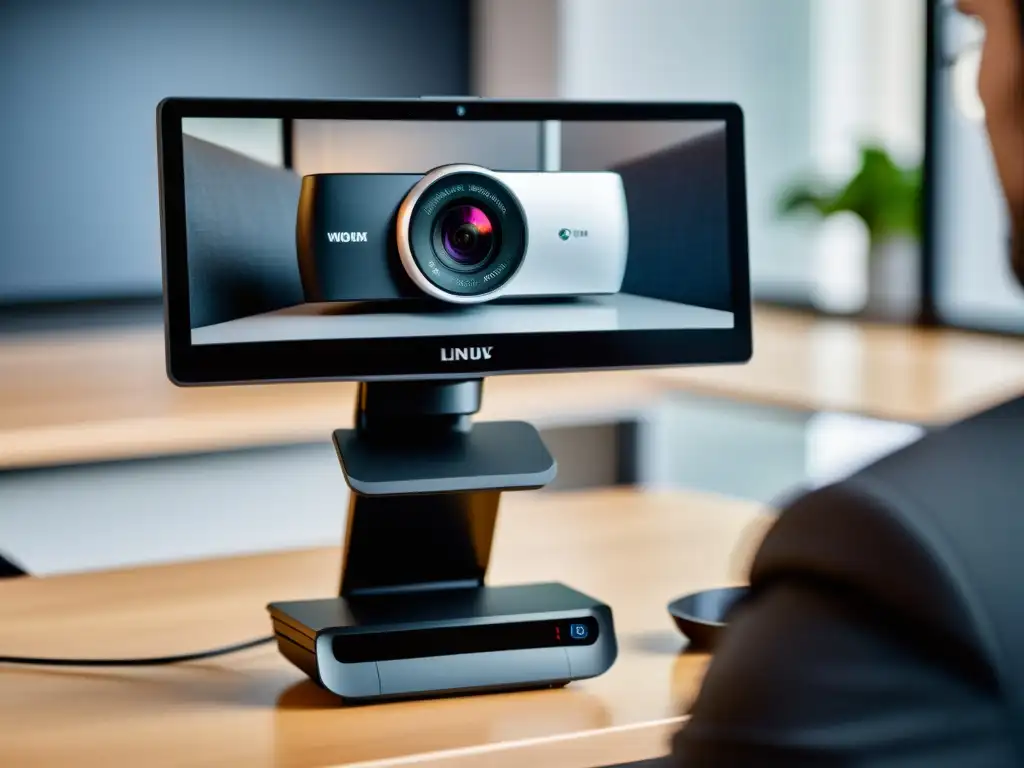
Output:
673 0 1024 765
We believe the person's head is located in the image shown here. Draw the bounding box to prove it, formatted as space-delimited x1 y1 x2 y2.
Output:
957 0 1024 284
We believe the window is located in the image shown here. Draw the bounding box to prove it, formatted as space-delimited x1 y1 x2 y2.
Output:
931 0 1024 332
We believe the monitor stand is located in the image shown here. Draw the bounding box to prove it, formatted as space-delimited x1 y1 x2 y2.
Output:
334 378 556 597
266 379 618 701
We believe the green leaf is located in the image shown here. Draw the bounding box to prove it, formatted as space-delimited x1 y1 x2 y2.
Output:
778 186 836 217
776 144 922 245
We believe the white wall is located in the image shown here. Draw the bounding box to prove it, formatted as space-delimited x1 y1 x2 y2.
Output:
181 118 284 167
472 0 561 97
863 0 927 166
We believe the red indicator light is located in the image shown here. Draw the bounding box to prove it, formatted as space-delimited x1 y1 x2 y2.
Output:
555 626 561 641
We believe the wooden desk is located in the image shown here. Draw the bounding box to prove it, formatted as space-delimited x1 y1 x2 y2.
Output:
0 488 770 767
3 307 1023 471
655 308 1024 425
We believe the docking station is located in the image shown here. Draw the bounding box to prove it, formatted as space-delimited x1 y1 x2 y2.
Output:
270 582 616 701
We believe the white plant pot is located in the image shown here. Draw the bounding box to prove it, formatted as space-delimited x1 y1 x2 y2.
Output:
865 237 920 322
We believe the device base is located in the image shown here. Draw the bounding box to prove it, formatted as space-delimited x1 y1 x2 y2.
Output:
268 582 617 703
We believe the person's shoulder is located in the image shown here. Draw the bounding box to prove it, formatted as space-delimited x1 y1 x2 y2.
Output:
755 395 1024 700
672 398 1024 766
753 478 979 655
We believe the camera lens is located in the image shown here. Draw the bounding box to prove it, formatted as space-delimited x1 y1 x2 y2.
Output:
398 165 528 303
439 205 494 268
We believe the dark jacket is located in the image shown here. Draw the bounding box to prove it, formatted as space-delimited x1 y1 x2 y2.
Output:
673 396 1024 766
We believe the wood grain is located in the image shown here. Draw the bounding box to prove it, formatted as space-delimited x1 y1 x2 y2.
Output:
2 306 1022 470
655 307 1024 425
0 488 769 768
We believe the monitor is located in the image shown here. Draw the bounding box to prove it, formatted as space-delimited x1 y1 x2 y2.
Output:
158 98 750 384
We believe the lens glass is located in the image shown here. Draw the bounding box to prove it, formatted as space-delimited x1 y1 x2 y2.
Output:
439 205 494 268
405 168 527 300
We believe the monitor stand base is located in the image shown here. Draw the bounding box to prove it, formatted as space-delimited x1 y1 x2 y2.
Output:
268 581 617 702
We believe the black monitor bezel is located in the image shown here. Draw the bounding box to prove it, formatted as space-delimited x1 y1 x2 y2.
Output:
158 97 751 385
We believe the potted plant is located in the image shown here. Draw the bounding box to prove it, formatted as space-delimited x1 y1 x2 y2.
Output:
779 145 922 320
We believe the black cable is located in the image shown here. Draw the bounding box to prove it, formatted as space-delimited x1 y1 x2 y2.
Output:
0 552 275 668
0 635 275 668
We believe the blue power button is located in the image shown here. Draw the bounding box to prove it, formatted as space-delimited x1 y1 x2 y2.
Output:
569 623 588 640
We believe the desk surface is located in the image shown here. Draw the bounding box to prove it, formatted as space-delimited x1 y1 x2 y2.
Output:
2 307 1023 470
0 488 770 768
658 309 1024 425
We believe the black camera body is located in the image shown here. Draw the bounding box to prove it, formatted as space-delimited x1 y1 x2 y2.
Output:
297 172 425 303
296 164 629 306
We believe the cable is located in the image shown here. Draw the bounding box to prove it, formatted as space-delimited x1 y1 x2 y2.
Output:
0 554 275 668
0 635 275 668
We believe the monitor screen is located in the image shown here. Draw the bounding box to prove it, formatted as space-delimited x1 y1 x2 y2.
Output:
159 100 750 383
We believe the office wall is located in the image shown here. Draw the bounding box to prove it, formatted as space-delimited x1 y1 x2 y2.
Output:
0 0 470 304
471 0 561 98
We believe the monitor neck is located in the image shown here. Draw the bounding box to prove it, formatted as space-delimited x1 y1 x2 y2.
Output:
354 378 483 440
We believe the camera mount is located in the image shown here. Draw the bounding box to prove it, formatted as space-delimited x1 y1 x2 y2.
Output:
333 378 557 596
